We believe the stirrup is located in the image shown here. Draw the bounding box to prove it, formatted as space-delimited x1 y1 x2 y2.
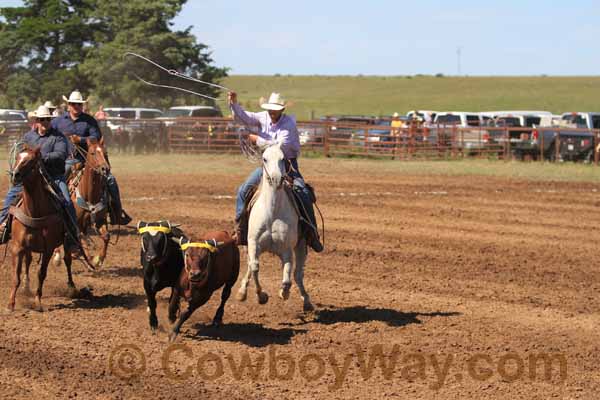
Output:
0 222 10 245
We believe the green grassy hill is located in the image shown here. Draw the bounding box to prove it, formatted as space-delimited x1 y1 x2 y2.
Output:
218 75 600 120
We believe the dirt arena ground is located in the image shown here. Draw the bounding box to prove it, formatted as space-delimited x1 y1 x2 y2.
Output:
0 155 599 399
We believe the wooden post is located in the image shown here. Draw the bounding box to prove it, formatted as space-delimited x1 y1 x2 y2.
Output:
324 124 330 157
539 129 544 162
554 130 560 162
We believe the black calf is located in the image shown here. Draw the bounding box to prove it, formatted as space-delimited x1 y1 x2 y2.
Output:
138 220 187 332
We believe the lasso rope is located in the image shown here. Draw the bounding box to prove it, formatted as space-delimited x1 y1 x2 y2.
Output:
123 52 231 101
123 51 258 162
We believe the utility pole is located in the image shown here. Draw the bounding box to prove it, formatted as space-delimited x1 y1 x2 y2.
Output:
456 46 462 76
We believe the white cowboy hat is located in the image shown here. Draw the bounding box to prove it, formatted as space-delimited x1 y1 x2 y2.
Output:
62 90 87 103
33 105 53 119
261 92 286 111
392 112 399 118
43 100 57 109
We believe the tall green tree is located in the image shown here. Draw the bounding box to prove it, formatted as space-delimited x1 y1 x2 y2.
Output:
0 0 227 109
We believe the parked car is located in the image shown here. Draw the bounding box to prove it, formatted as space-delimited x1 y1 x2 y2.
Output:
159 105 223 127
0 110 29 148
406 110 438 123
560 112 600 129
431 112 489 152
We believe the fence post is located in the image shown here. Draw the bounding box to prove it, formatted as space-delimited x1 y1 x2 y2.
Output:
554 130 560 162
505 126 510 161
539 129 544 162
594 131 600 167
324 124 330 157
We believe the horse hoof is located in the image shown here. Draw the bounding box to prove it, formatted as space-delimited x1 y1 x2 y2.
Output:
279 288 290 301
211 319 223 328
236 291 247 302
168 332 178 342
67 286 79 299
303 302 315 312
92 256 102 269
257 291 269 305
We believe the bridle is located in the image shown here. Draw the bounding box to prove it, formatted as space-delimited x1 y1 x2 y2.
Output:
11 152 40 185
261 153 292 188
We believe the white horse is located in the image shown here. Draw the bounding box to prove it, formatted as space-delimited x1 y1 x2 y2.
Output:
236 142 314 312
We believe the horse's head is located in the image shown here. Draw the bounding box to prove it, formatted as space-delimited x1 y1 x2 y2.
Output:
86 138 110 176
11 146 41 185
261 141 286 188
138 220 177 267
179 237 221 287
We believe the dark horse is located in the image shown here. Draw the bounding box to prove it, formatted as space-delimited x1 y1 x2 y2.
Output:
7 147 88 311
58 138 111 269
169 231 240 342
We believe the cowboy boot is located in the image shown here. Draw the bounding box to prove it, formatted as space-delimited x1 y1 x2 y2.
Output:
306 225 324 253
0 217 11 245
232 217 248 246
119 209 132 225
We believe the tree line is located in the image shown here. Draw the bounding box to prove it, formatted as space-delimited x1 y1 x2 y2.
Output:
0 0 228 110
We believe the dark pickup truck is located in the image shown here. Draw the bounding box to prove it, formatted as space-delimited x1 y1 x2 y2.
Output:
512 127 595 162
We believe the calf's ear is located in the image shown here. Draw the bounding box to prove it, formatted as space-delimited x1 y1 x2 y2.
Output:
137 221 147 230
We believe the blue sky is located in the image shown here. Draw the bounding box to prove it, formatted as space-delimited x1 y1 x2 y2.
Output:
2 0 600 75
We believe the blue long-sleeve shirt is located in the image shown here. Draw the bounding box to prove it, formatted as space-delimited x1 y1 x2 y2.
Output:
22 128 68 178
230 102 300 159
51 112 102 162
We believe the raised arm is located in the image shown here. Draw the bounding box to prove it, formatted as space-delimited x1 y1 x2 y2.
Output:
228 91 262 128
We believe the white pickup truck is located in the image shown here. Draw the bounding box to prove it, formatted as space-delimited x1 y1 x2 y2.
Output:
560 112 600 130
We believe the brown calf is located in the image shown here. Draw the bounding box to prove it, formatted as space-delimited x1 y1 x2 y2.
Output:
169 231 240 341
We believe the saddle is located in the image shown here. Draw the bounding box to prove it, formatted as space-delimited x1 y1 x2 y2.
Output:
236 180 317 246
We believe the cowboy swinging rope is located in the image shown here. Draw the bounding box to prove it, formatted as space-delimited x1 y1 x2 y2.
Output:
123 52 260 163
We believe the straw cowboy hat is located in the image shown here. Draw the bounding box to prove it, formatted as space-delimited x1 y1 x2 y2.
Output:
33 105 53 119
43 100 57 109
260 92 286 111
62 90 87 103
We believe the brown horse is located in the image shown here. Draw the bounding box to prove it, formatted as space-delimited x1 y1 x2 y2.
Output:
7 147 77 311
169 231 240 341
68 138 111 268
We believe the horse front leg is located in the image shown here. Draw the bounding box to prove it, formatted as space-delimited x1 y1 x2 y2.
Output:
8 247 24 312
23 251 32 295
278 249 293 301
34 252 52 312
294 239 314 312
236 261 253 302
63 250 77 297
248 240 268 305
97 222 110 268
